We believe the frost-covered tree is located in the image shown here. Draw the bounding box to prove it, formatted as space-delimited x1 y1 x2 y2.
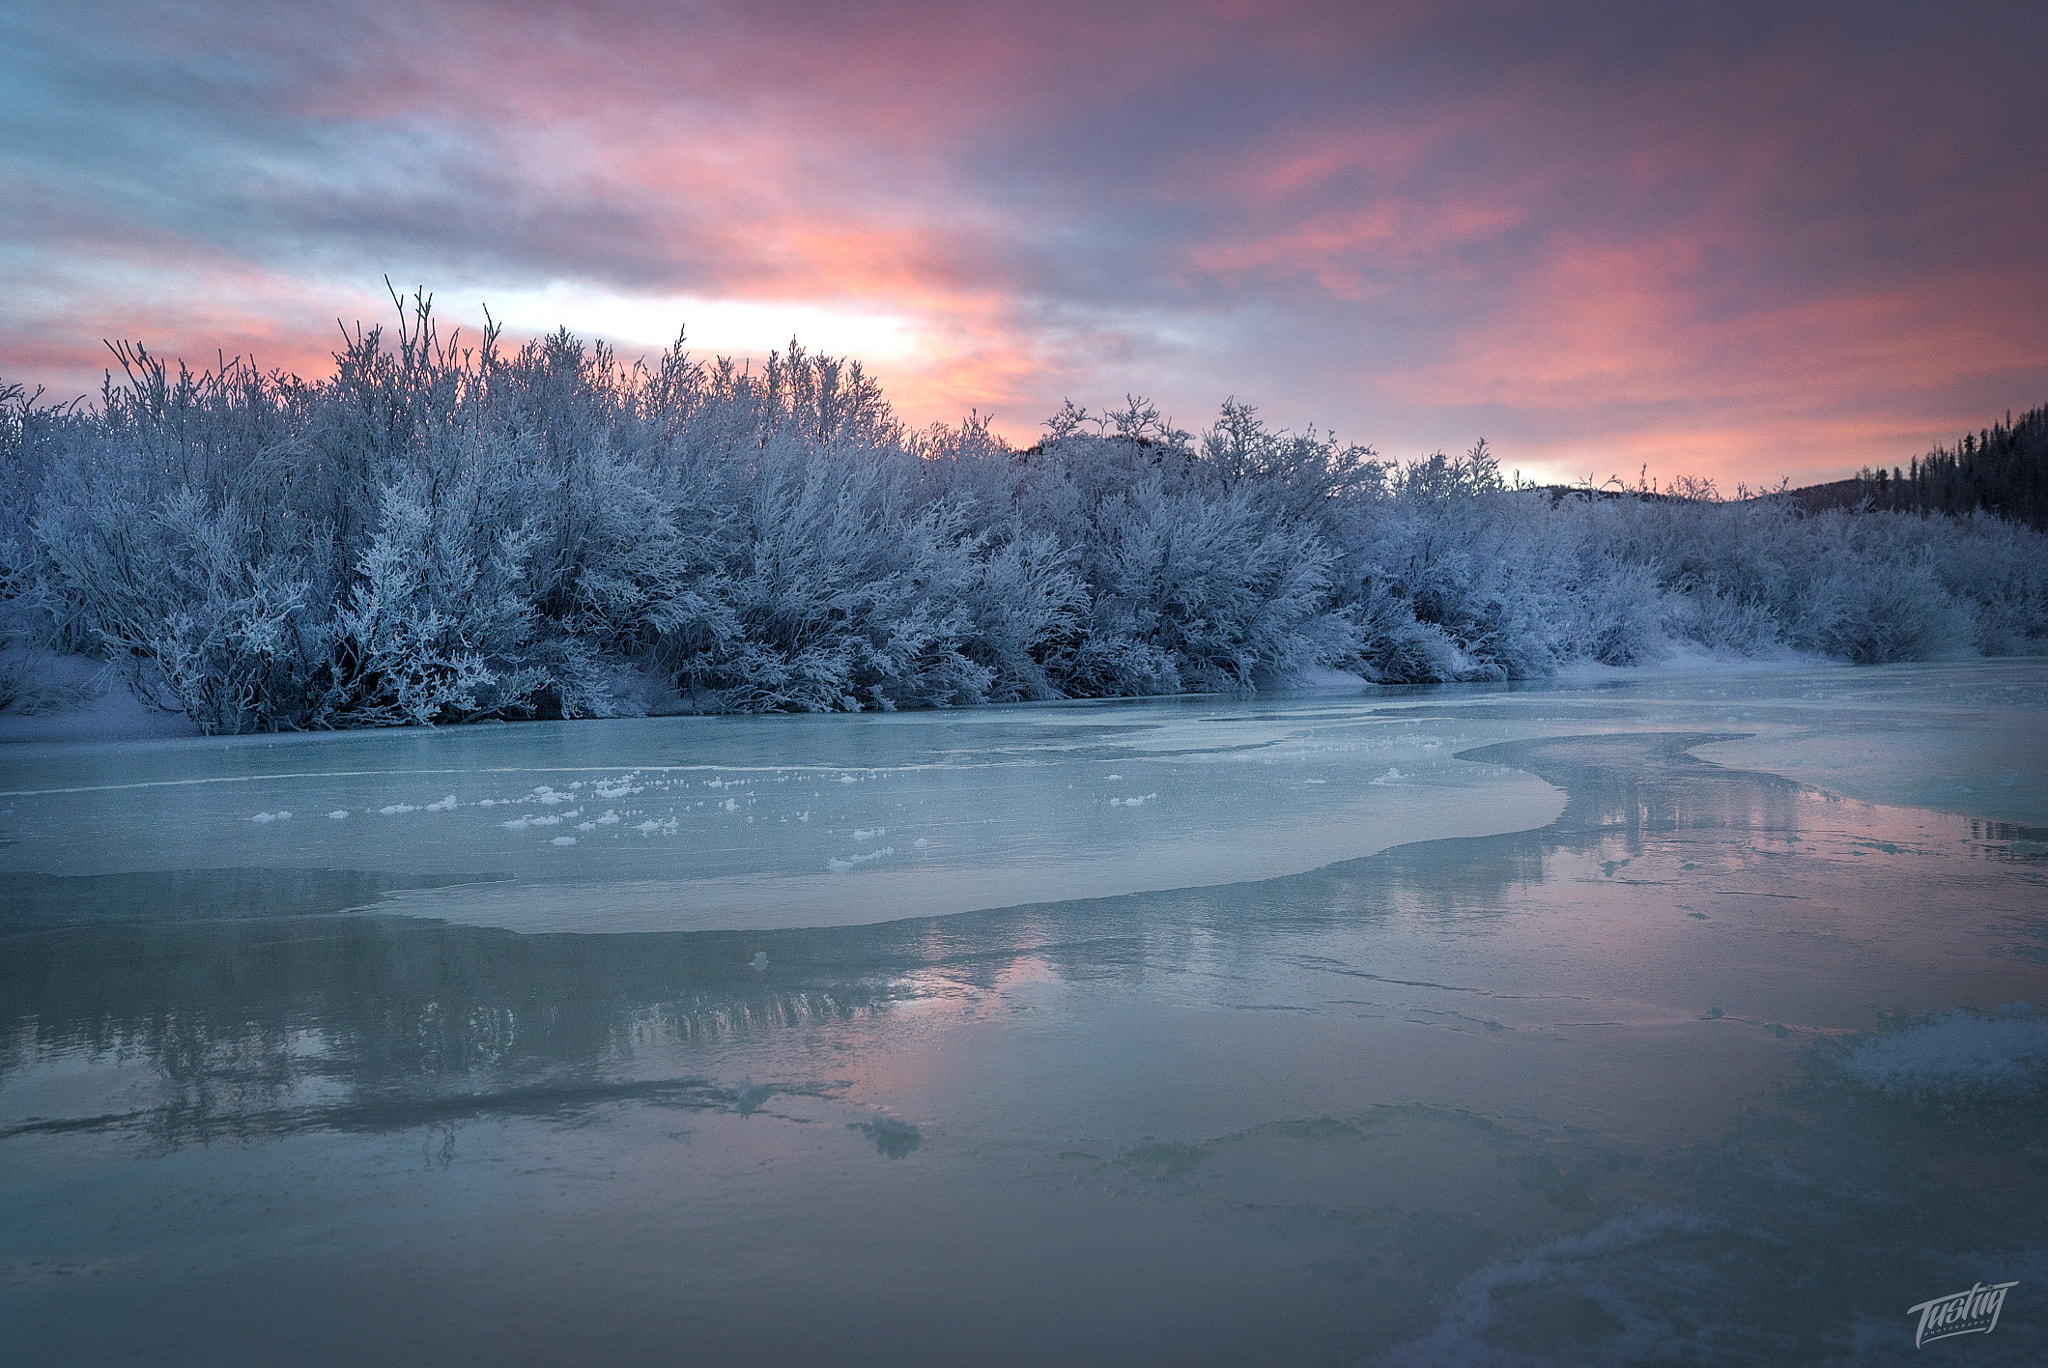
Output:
2 293 2043 732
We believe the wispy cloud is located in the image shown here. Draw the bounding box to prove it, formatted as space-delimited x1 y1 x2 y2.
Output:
3 0 2043 482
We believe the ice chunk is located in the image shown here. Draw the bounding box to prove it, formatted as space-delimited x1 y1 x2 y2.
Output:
425 794 456 812
379 803 418 815
551 836 577 846
828 846 894 871
328 810 348 819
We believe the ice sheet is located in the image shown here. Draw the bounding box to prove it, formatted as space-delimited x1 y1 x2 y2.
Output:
4 659 2046 1365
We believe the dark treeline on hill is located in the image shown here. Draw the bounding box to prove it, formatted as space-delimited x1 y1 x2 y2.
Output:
3 295 2046 734
1841 405 2048 531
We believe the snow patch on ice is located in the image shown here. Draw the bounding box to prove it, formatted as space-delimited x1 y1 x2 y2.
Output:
503 813 567 829
551 835 577 846
249 811 291 822
425 794 457 811
1825 1004 2047 1104
828 846 894 871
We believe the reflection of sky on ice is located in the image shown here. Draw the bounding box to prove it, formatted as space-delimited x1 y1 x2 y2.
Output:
2 659 2046 1364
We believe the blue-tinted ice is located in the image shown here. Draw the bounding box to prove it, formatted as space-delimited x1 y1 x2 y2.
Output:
3 659 2046 1364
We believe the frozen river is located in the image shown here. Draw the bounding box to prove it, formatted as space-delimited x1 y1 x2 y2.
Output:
3 659 2046 1364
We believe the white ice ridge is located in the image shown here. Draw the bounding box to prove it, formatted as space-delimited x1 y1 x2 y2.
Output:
827 847 894 872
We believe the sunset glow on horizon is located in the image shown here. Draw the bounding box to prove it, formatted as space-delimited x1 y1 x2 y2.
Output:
4 0 2044 487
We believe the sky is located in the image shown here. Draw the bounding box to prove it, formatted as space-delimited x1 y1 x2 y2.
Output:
3 0 2044 487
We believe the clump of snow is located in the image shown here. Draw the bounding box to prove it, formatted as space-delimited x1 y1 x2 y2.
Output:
827 846 894 871
1825 1003 2047 1105
379 802 417 814
913 837 928 848
328 810 348 819
249 811 291 822
1109 793 1158 807
837 775 859 784
551 835 577 845
503 812 566 829
425 794 457 811
850 828 885 841
634 817 679 835
1370 767 1406 785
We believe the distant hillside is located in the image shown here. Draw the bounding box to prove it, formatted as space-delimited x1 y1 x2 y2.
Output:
1787 403 2048 530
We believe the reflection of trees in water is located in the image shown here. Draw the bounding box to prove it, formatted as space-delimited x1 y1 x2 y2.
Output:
2 733 1837 1148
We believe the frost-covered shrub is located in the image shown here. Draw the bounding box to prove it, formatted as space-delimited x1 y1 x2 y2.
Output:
322 483 536 726
3 295 2045 729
